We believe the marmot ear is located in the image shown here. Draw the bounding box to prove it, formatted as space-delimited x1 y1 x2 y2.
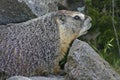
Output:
58 14 66 24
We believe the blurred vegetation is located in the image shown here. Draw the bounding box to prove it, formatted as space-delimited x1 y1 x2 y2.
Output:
82 0 120 73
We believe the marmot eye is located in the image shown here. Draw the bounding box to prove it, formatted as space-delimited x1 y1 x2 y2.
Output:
74 16 80 20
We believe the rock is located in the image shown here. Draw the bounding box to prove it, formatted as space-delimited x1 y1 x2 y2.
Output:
6 76 31 80
19 0 58 16
65 39 120 80
58 0 85 12
30 76 64 80
6 76 64 80
0 0 58 25
0 0 36 25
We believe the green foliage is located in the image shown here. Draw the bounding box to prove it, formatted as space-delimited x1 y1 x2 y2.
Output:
87 7 100 27
85 0 120 74
103 38 114 54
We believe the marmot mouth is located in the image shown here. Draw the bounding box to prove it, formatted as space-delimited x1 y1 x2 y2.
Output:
84 23 91 33
83 31 88 34
79 19 92 36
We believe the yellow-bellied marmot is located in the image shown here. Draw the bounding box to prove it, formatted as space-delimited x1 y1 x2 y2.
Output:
0 10 91 76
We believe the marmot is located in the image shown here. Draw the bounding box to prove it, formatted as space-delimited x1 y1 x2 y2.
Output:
0 10 91 77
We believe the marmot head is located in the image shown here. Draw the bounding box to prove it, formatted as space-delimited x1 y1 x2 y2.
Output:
56 10 92 38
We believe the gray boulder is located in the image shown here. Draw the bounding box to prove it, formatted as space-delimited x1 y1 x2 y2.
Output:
0 0 58 25
58 0 85 12
30 76 64 80
6 76 31 80
20 0 58 16
6 76 64 80
65 39 120 80
0 0 36 25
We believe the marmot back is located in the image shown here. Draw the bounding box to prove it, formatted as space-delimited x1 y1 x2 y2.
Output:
0 12 60 76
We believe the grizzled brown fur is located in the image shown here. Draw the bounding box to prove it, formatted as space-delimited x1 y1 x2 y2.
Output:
0 12 60 76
